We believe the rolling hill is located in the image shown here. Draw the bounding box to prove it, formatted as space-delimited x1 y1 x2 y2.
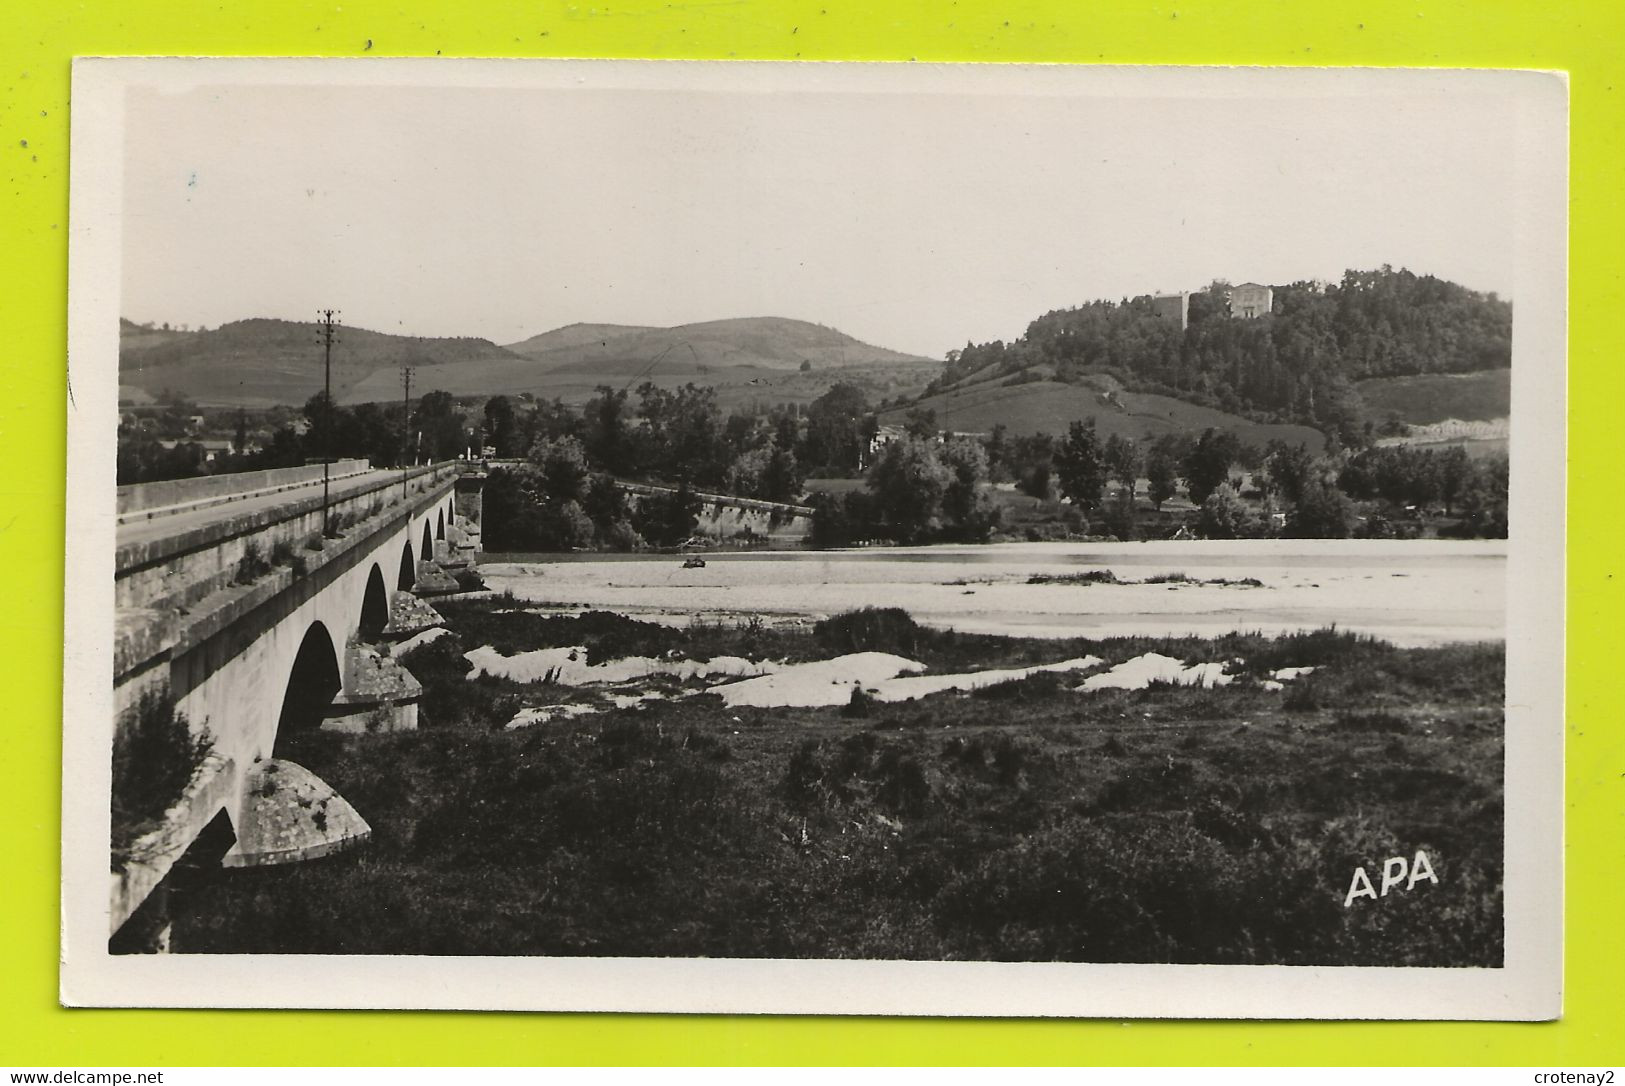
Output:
119 318 527 407
120 314 941 409
502 316 931 374
502 322 658 357
883 371 1328 452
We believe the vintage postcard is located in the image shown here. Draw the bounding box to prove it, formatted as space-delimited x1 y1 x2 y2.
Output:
62 58 1565 1018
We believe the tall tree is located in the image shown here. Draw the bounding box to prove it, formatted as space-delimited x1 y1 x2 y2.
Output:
1287 480 1356 539
940 436 998 541
1055 418 1108 513
1103 433 1141 492
1262 440 1316 506
761 445 803 504
1196 483 1255 540
1146 444 1180 510
866 436 950 544
580 386 634 477
529 435 592 505
802 382 872 476
483 395 519 457
411 390 464 462
1182 428 1244 506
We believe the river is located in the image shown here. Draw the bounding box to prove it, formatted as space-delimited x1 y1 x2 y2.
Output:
478 540 1506 647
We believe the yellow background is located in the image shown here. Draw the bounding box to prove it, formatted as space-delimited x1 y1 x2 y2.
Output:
4 0 1621 1066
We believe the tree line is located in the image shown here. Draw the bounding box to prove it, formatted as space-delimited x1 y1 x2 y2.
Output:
812 419 1508 546
117 389 475 485
119 375 885 493
474 380 884 552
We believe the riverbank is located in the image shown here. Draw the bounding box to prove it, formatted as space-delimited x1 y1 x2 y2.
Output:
479 539 1506 647
171 600 1504 966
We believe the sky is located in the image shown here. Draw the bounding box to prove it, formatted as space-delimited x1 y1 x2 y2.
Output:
120 66 1524 360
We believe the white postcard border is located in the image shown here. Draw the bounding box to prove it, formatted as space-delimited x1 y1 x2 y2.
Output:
62 58 1568 1019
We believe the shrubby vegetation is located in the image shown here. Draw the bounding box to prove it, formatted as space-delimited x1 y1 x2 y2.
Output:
171 608 1504 966
112 688 213 869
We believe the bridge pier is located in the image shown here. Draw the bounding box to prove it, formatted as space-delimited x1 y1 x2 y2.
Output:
322 640 422 735
222 760 372 868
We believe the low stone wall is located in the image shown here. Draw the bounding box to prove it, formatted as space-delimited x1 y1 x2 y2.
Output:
692 498 812 544
614 480 814 544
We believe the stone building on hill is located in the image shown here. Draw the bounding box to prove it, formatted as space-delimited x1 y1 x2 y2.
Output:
1151 292 1190 330
1227 282 1274 319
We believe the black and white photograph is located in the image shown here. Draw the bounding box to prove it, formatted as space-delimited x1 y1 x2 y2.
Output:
62 59 1565 1018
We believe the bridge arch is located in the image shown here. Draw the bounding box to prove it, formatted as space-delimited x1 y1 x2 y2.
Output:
273 621 342 753
397 541 415 590
421 521 433 561
436 509 446 540
359 564 389 640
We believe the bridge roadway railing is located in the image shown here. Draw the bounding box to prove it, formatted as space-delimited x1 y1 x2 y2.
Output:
116 458 374 523
114 463 461 691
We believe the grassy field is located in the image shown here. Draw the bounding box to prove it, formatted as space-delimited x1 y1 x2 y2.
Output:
172 603 1504 965
1356 369 1510 425
881 377 1327 451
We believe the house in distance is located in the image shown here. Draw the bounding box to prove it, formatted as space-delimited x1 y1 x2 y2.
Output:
1151 280 1276 330
1228 282 1274 318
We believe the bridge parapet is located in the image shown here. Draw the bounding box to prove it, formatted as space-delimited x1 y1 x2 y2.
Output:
116 463 458 616
117 459 373 521
114 463 460 707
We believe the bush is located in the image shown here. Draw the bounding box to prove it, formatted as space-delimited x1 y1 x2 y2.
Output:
1282 680 1324 712
1334 710 1411 734
841 685 875 718
601 519 645 552
112 688 213 867
782 739 827 810
234 541 272 585
816 607 923 655
1027 569 1119 586
971 670 1069 701
875 746 931 815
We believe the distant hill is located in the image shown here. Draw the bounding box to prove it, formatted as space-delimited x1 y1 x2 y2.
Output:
119 317 196 355
931 267 1513 437
119 318 527 407
884 372 1327 452
118 314 939 409
503 322 657 357
505 316 930 374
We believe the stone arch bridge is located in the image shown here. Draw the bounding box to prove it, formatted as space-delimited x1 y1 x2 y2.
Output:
111 459 485 948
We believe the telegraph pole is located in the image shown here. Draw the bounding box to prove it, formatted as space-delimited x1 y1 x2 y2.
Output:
401 365 413 501
317 309 339 535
